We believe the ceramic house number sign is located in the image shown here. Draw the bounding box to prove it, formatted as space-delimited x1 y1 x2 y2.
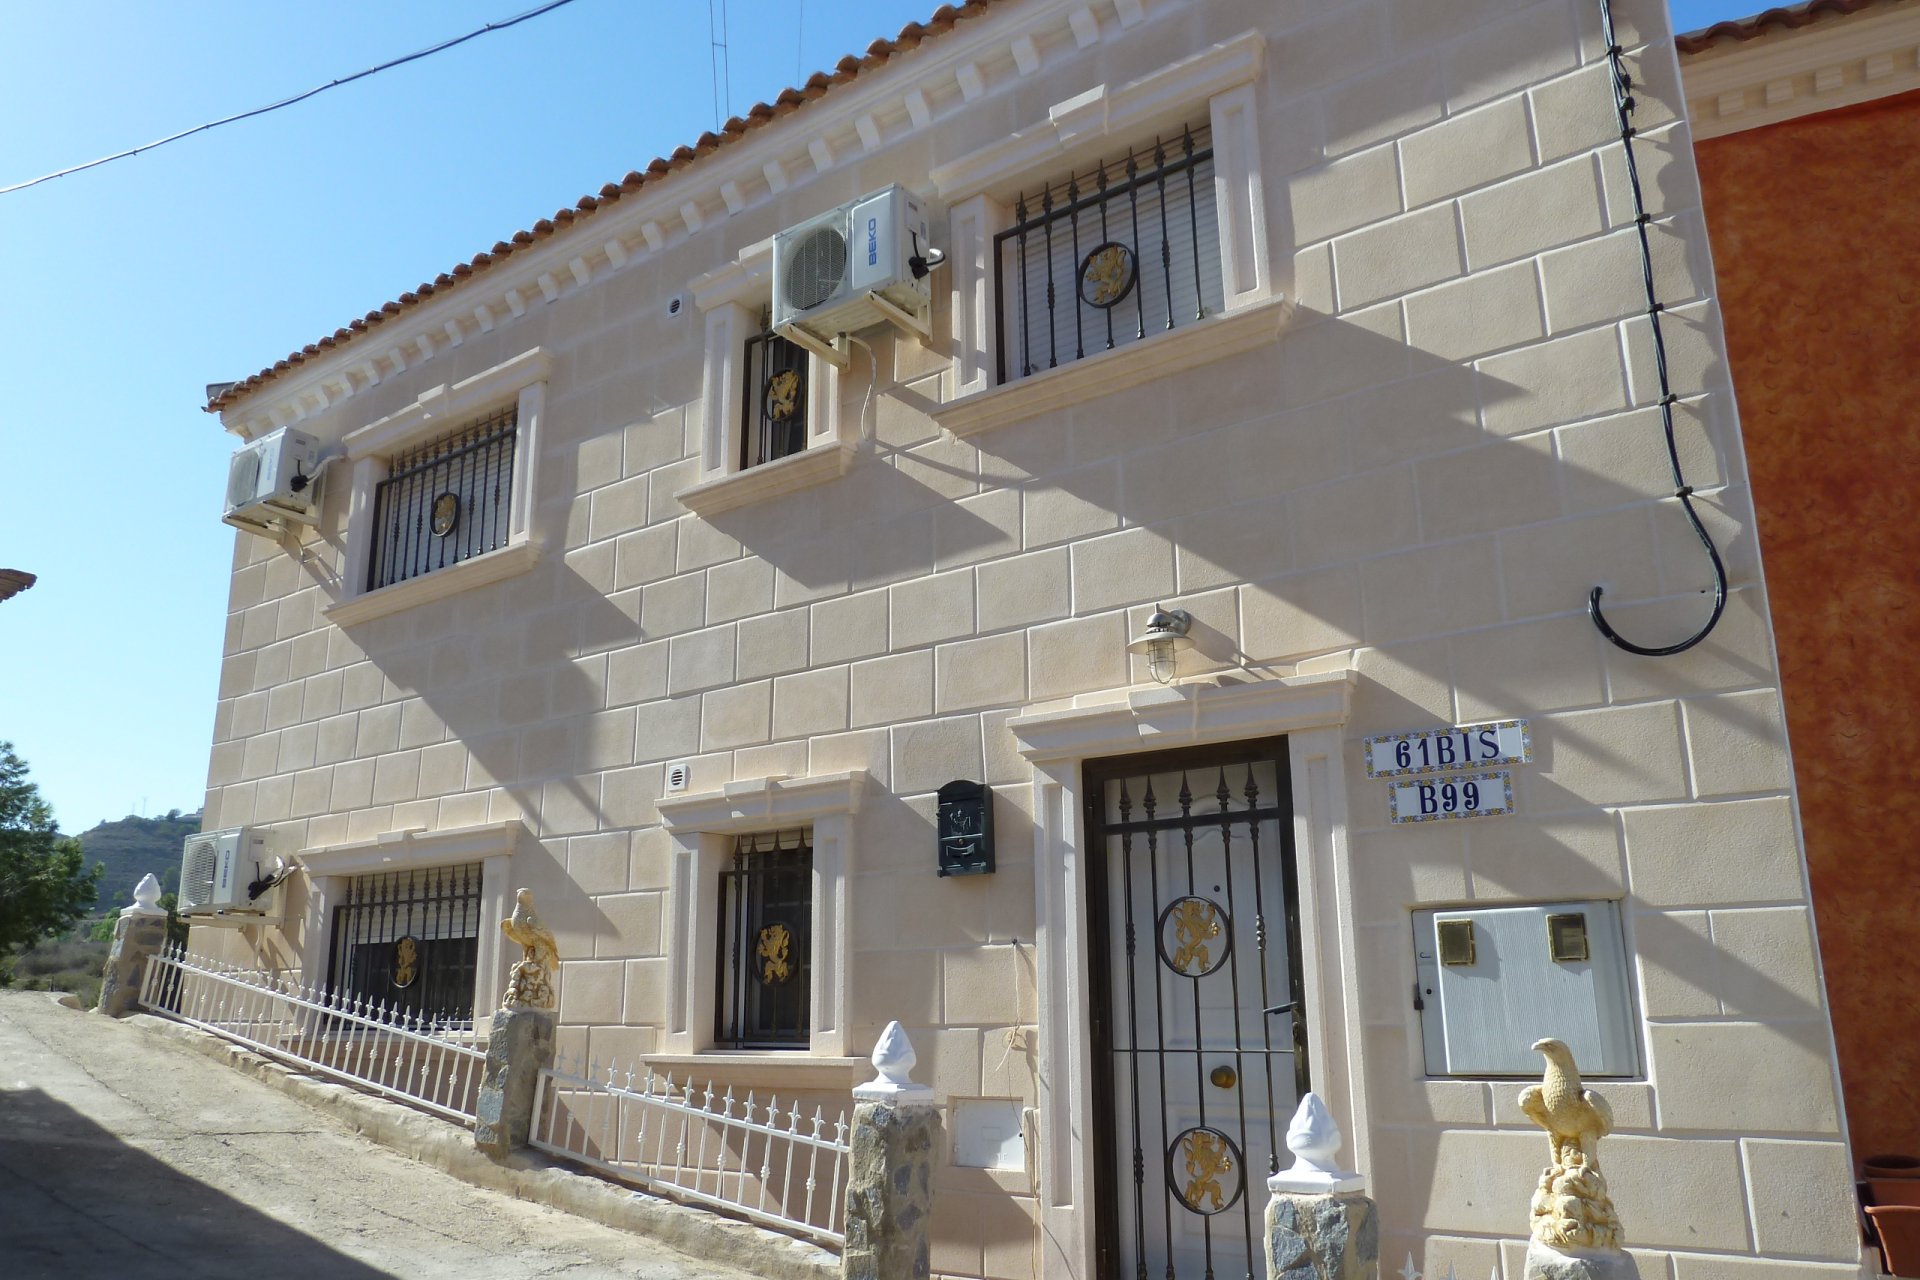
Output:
1387 770 1517 823
1364 719 1531 778
1368 720 1531 824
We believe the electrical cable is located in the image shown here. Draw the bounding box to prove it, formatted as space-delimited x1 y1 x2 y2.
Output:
1584 0 1729 658
706 0 729 131
720 0 733 126
0 0 584 197
844 335 882 442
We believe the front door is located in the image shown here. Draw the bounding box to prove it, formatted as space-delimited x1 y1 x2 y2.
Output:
1086 739 1309 1280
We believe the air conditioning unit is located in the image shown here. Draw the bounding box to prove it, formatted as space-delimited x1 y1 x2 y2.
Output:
772 185 935 361
223 426 321 534
178 827 284 925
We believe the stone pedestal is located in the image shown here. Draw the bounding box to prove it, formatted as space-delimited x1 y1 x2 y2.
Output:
473 1006 556 1157
1263 1093 1378 1280
842 1021 939 1280
842 1099 939 1280
96 875 169 1018
1265 1191 1379 1280
1524 1240 1639 1280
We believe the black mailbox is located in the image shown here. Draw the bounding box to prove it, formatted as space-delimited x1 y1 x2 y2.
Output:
936 780 995 877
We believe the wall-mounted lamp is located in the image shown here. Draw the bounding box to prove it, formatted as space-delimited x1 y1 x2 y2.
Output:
1127 604 1193 684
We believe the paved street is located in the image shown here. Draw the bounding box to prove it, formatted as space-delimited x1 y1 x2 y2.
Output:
0 990 757 1280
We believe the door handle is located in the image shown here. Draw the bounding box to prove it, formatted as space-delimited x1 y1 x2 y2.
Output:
1263 1001 1300 1019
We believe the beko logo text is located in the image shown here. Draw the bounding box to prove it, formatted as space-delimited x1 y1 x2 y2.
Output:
867 217 879 266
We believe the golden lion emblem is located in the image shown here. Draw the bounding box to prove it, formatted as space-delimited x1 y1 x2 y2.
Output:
1082 244 1133 307
1180 1129 1235 1213
765 369 801 423
392 936 418 989
757 922 793 984
1168 898 1222 975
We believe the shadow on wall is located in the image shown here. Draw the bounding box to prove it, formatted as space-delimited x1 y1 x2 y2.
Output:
0 1086 391 1278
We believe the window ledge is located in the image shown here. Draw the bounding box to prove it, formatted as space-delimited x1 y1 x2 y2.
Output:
932 295 1293 440
640 1051 870 1090
675 440 856 518
322 539 541 628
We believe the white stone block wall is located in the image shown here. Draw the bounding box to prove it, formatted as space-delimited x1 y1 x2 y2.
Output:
195 1 1854 1276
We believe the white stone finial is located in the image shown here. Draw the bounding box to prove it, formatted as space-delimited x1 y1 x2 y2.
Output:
1267 1092 1366 1195
872 1020 916 1083
853 1020 935 1104
122 873 167 917
1287 1092 1343 1169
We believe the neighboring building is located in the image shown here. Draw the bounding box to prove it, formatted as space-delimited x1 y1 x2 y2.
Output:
192 1 1862 1275
1680 0 1920 1169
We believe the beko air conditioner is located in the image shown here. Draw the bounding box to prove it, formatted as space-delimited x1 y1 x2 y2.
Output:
223 426 321 535
177 827 283 925
771 185 936 362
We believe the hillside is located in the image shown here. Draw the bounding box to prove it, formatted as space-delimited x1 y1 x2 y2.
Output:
72 810 201 908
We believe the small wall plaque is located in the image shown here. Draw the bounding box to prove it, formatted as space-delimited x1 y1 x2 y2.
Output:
937 780 995 877
1386 769 1516 823
1364 719 1532 778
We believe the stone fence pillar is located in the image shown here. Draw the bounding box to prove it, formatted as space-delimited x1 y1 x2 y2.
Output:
475 888 559 1158
1265 1093 1379 1280
96 874 169 1018
843 1021 940 1280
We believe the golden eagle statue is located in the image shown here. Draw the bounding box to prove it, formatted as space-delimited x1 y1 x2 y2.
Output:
1519 1037 1623 1252
500 887 559 1011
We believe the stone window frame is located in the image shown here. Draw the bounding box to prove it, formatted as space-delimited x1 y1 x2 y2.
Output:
929 28 1290 439
290 820 527 1019
655 771 869 1061
322 348 549 627
675 243 854 518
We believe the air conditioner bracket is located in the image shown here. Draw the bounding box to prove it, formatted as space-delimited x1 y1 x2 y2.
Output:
778 324 852 370
865 291 933 346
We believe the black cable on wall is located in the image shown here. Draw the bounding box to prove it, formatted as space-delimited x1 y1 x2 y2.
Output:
1585 0 1729 658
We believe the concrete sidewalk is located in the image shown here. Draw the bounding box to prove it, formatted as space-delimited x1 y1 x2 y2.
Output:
0 990 765 1280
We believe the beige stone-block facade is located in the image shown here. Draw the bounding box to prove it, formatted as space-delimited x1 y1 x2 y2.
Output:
193 1 1859 1277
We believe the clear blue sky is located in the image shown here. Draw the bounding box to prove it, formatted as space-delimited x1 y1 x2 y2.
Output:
0 0 1755 837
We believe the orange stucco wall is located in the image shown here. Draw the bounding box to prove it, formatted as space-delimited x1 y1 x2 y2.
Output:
1696 87 1920 1164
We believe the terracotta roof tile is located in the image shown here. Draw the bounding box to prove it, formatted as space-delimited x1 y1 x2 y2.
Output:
0 569 37 603
1676 0 1900 54
207 0 1006 414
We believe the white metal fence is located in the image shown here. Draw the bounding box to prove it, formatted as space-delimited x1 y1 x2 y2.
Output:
530 1054 851 1248
139 946 487 1125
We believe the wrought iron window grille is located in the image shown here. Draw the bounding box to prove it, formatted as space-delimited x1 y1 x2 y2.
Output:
368 407 517 591
741 313 810 471
715 828 813 1049
328 862 483 1027
994 124 1223 385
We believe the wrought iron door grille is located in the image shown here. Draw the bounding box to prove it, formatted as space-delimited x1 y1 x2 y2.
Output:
994 124 1222 385
328 862 483 1025
368 407 517 590
741 318 809 471
716 829 813 1048
1084 741 1308 1280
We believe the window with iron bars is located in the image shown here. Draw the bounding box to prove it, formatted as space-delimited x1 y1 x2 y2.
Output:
368 407 517 591
328 863 482 1026
715 829 812 1049
995 124 1223 384
740 312 810 471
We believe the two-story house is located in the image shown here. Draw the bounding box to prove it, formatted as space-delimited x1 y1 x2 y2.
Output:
191 1 1861 1276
